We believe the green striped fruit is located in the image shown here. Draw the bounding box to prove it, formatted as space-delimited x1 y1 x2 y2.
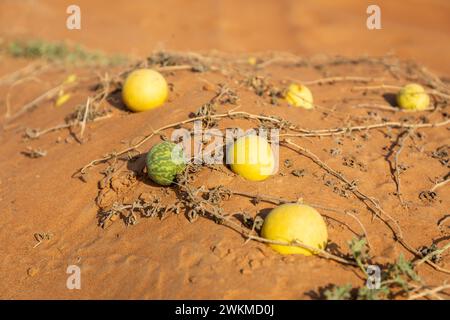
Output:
146 141 186 186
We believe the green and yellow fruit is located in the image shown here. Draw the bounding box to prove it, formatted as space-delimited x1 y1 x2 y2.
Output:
261 203 328 255
284 83 314 109
146 142 186 186
396 83 430 111
122 69 168 112
227 135 275 181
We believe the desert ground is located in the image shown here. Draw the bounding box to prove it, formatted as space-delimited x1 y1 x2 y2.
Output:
0 0 449 299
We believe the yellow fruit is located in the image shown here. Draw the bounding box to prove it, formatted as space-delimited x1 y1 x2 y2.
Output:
261 203 328 255
248 57 257 66
55 92 71 107
227 135 275 181
63 74 77 85
122 69 168 112
396 83 430 111
284 83 314 109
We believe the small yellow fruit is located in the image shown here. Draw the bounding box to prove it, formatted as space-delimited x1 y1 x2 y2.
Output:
122 69 168 112
63 74 77 85
227 135 275 181
284 83 314 109
248 57 257 66
396 83 430 111
261 203 328 255
55 92 71 107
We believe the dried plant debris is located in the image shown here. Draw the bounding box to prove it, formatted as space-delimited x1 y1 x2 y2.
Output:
98 195 182 228
291 169 306 177
147 51 210 72
323 175 351 198
283 159 293 168
22 147 47 158
245 75 283 104
189 85 238 128
342 156 368 172
189 101 219 128
418 244 442 264
215 84 239 105
96 162 234 227
239 212 264 233
432 145 449 167
246 75 271 96
437 215 450 230
178 182 232 224
258 114 292 131
33 232 53 248
419 190 438 203
65 102 110 124
329 148 342 157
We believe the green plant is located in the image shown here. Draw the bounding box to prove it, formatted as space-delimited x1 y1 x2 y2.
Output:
324 284 352 300
4 39 127 66
348 237 370 274
383 254 421 292
323 246 423 300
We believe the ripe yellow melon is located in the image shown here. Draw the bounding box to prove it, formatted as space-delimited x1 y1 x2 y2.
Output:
261 203 328 255
122 69 168 112
396 83 430 111
284 83 314 109
227 135 275 181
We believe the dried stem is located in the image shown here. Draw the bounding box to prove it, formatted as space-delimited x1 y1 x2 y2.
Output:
414 242 450 268
280 119 449 138
156 65 194 72
6 83 72 121
353 103 433 112
79 97 90 140
352 84 450 100
430 175 450 192
0 61 48 86
392 130 413 206
300 76 384 86
438 215 450 228
25 114 112 139
408 284 450 300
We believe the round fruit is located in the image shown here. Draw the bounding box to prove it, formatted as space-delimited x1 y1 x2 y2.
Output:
284 83 314 109
261 203 328 255
122 69 168 112
227 135 275 181
146 142 186 186
396 83 430 111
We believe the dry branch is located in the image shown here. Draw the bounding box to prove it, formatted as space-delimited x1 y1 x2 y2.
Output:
430 176 450 192
301 76 384 86
352 84 450 100
408 284 450 300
